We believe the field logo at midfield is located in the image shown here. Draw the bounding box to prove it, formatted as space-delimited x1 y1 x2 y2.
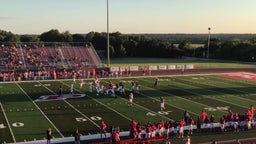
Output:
34 94 86 102
218 72 256 81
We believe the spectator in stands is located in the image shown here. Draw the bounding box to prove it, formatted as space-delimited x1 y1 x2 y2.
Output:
73 129 81 144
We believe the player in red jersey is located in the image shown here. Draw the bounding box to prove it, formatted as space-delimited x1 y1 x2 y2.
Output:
250 105 254 118
100 121 107 139
179 119 186 138
200 110 207 123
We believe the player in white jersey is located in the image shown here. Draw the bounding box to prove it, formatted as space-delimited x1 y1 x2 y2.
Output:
88 82 93 93
79 79 84 89
70 83 74 94
129 92 134 106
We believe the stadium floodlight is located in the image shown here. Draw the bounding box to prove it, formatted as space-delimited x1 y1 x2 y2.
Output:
107 0 110 67
207 27 211 59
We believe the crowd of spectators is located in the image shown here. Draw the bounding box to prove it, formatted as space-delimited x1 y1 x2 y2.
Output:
0 44 96 73
103 106 255 143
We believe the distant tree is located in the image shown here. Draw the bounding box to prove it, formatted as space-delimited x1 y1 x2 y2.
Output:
39 29 63 42
124 38 138 57
91 32 107 50
0 30 20 43
72 34 85 42
85 31 95 42
62 31 73 42
20 35 40 43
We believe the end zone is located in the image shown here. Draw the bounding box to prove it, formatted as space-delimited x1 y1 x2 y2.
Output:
218 72 256 81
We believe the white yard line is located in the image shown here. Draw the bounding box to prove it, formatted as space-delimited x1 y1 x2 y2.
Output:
38 81 100 129
98 79 175 122
0 101 16 143
15 82 64 137
63 99 100 128
60 81 133 122
138 78 215 116
206 75 256 103
172 77 250 109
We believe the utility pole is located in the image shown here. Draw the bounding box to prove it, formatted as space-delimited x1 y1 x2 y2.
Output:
207 27 211 59
107 0 110 67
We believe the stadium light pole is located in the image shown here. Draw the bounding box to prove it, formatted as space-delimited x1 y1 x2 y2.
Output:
207 27 211 59
107 0 110 67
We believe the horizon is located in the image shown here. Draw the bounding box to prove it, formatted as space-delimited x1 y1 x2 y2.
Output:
1 0 256 34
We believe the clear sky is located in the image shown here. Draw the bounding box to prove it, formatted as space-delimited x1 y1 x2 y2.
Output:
1 0 256 34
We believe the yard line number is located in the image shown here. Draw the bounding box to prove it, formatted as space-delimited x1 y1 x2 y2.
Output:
0 122 24 128
75 116 102 122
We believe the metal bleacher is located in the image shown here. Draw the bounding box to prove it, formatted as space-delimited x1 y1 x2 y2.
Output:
0 43 103 71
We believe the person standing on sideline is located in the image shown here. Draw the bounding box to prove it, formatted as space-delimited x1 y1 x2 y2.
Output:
46 127 52 144
70 83 74 94
58 85 62 97
88 82 93 93
129 92 134 106
184 136 191 144
100 121 107 139
154 78 158 87
160 97 165 111
73 129 80 144
250 105 255 118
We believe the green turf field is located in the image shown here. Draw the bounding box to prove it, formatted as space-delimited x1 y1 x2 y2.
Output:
1 73 256 143
104 58 256 68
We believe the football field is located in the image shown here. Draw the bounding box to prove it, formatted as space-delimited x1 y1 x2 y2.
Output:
1 72 256 143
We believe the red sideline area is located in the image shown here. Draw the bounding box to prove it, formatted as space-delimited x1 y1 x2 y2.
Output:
91 136 165 144
218 72 256 81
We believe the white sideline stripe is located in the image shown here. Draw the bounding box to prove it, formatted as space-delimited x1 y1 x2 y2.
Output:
60 81 132 121
38 81 100 128
15 82 64 137
0 101 16 143
14 123 222 144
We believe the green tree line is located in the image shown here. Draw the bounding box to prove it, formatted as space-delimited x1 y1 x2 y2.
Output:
1 29 256 61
